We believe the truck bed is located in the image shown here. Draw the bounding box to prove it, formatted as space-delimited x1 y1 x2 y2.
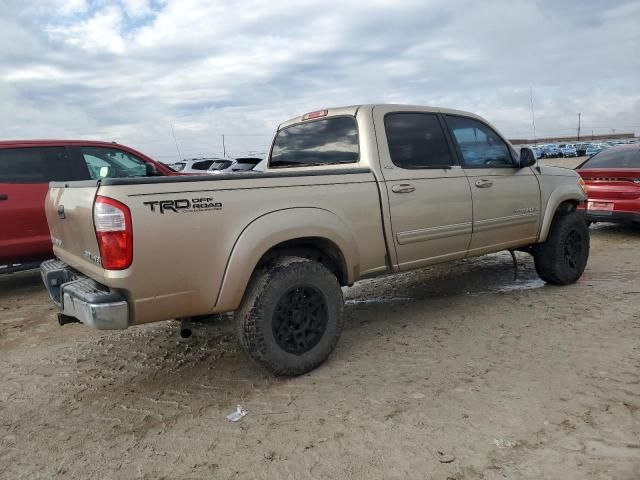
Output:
45 168 389 325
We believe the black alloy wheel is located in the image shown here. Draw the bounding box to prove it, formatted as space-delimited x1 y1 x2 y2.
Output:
272 286 328 355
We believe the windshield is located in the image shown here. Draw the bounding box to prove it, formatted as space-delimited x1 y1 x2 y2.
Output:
579 147 640 169
80 147 149 179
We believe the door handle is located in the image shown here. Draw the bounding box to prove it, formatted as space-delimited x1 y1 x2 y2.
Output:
474 179 493 188
0 194 8 201
391 184 415 194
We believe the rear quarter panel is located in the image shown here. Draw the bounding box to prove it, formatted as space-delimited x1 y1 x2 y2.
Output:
96 172 387 325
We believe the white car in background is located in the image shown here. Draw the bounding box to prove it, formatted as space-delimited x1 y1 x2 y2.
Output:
168 158 229 173
560 144 578 158
212 157 262 174
169 157 262 174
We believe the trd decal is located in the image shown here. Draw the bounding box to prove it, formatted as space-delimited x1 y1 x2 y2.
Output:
143 197 222 214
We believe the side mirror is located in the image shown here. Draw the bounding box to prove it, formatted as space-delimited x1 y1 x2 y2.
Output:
519 148 536 168
145 163 160 176
98 166 110 178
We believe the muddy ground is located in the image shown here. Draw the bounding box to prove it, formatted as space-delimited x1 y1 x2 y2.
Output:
1 158 639 479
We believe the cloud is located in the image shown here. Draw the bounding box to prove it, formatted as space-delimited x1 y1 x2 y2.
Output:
0 0 638 162
46 6 126 53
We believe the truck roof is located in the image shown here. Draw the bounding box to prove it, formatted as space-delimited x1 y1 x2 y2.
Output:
278 104 488 130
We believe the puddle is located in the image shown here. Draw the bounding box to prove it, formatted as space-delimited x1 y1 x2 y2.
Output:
345 297 414 306
494 278 546 293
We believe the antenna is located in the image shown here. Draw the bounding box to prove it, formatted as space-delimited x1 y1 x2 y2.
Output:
529 86 537 145
530 87 540 172
169 121 182 160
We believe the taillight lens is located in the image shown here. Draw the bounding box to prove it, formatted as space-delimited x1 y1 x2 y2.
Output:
578 176 587 194
94 196 133 270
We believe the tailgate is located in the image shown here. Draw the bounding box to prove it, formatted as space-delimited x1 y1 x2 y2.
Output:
45 181 105 279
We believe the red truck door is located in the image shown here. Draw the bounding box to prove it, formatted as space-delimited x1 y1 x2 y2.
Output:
0 147 75 265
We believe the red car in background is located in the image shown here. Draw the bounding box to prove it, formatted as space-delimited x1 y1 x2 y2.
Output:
0 140 175 272
576 144 640 225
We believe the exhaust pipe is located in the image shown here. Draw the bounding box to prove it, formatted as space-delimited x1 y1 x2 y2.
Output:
179 318 192 338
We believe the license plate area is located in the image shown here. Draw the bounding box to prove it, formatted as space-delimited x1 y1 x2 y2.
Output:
587 201 614 214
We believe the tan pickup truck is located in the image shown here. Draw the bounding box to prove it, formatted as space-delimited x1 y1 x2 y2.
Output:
41 104 589 375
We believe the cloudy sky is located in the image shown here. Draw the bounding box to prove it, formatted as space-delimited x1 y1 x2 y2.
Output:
1 0 639 162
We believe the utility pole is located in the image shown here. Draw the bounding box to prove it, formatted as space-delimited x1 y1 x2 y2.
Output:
221 134 226 157
577 112 581 142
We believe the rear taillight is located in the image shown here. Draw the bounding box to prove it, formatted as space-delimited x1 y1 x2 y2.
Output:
94 196 132 270
578 177 587 194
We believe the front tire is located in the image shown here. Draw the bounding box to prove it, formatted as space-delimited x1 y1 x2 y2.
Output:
533 210 590 285
236 257 344 376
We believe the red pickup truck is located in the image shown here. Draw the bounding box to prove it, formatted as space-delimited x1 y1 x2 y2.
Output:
0 140 174 271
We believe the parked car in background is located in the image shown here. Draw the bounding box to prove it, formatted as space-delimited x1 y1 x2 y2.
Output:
168 157 231 174
576 143 590 156
0 140 173 272
585 145 604 157
542 144 560 158
211 157 262 174
576 144 640 225
233 158 266 173
169 157 262 175
560 145 578 157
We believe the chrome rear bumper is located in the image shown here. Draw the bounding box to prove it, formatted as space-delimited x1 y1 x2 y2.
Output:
40 259 129 330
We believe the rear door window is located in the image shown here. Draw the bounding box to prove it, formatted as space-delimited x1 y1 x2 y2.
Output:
270 116 359 168
384 113 454 168
79 147 148 179
0 147 73 183
445 115 514 168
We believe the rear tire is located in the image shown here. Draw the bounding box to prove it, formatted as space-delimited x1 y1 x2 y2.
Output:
533 210 590 285
236 257 344 376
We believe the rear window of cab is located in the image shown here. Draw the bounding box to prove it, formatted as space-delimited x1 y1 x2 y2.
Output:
269 116 359 168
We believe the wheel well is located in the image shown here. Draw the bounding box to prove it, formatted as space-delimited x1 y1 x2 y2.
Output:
256 237 348 285
555 200 578 214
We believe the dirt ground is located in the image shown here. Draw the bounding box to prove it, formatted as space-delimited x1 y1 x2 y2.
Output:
1 158 639 479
